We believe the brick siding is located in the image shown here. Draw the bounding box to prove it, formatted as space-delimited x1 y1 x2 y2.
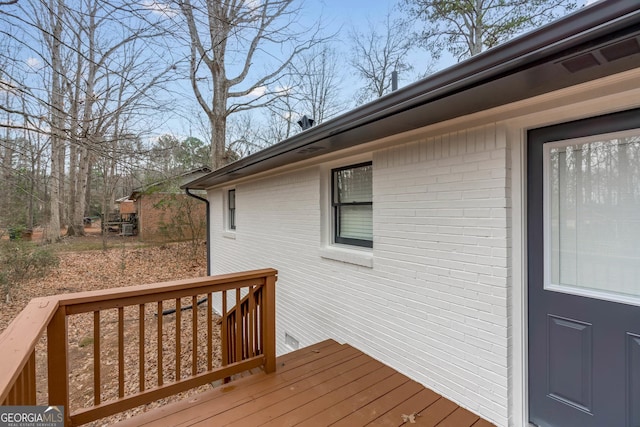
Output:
208 123 510 426
137 193 206 242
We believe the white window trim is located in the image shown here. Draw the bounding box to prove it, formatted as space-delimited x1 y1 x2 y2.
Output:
222 231 237 239
319 244 373 268
319 155 373 268
223 186 236 238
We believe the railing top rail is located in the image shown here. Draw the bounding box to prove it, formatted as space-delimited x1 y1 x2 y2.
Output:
56 268 277 308
0 297 59 403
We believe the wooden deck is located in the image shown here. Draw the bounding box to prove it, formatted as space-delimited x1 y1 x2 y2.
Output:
121 339 495 427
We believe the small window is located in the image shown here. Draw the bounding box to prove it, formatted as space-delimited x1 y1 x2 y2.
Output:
332 162 372 248
228 189 236 230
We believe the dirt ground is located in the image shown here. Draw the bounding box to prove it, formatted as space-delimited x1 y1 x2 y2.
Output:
0 224 222 425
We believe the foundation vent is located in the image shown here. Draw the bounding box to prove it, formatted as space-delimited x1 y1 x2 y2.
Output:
284 332 299 350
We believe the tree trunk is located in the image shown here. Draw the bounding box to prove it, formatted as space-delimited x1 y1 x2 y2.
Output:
472 0 483 55
44 0 65 242
27 156 36 230
67 137 80 236
67 6 96 237
46 139 62 242
210 113 227 170
1 134 13 223
57 139 66 228
72 146 90 234
85 159 92 217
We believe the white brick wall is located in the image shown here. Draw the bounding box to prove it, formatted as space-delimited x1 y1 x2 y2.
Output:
208 123 510 426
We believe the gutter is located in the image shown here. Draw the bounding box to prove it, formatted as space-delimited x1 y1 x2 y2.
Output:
157 188 211 316
185 188 210 276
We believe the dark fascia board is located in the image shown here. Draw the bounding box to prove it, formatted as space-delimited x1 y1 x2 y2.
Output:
184 0 640 190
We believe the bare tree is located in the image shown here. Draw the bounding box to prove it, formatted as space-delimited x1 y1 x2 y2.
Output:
294 45 346 125
349 12 414 105
176 0 324 169
402 0 577 61
226 112 272 158
62 0 177 236
1 0 179 239
246 44 345 147
0 36 53 232
42 0 65 242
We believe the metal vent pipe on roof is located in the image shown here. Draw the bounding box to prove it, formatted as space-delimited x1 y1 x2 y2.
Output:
297 115 314 130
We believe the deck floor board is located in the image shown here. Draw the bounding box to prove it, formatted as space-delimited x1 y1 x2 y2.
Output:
119 340 496 427
366 388 441 427
330 379 425 426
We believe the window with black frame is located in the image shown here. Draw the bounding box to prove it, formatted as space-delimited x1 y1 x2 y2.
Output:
228 189 236 230
332 162 372 248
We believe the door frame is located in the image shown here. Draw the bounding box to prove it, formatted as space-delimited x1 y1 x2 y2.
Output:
523 108 640 426
500 69 640 426
512 124 530 426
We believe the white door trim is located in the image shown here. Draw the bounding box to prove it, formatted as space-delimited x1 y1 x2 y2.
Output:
509 125 529 426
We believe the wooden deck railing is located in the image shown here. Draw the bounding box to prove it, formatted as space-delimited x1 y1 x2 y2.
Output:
222 285 266 366
0 268 277 426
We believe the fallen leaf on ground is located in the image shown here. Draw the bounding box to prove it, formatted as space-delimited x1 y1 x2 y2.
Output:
402 412 418 423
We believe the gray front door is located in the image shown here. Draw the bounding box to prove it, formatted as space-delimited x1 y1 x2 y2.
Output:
528 108 640 427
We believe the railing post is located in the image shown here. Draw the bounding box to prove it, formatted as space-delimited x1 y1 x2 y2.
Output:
47 305 70 426
263 273 276 373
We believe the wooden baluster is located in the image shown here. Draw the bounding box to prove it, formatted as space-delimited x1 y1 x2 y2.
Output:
221 291 228 366
22 363 28 403
235 288 242 363
244 296 249 359
231 313 235 363
157 301 163 386
94 310 101 405
14 377 20 404
248 285 255 358
12 365 19 404
118 307 124 398
139 304 145 392
16 362 23 404
207 293 213 371
258 289 262 354
192 295 198 376
6 381 15 404
27 351 36 404
175 298 181 381
256 288 263 354
8 369 17 404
